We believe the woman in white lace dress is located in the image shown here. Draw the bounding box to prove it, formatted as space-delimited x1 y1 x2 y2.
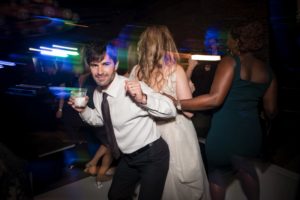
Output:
129 25 210 200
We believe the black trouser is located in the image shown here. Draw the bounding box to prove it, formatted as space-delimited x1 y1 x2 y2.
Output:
108 137 169 200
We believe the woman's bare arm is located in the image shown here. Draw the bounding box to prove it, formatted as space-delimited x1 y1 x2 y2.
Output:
180 56 235 111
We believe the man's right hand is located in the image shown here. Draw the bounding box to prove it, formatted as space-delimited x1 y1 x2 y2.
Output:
68 96 89 112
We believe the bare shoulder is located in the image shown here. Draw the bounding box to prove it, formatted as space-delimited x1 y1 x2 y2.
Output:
252 57 268 73
175 64 185 73
175 64 187 78
220 55 236 65
254 58 266 68
251 58 270 82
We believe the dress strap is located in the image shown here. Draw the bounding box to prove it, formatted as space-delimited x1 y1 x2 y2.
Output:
266 66 273 85
232 55 241 80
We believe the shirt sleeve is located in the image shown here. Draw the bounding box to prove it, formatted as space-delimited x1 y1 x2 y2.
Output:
79 98 104 127
139 81 177 118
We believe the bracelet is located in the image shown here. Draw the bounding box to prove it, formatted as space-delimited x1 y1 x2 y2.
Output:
58 108 63 112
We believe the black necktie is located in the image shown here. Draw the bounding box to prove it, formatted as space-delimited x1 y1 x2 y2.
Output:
101 92 120 159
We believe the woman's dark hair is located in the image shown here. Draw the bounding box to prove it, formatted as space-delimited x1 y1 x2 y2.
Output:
230 20 265 53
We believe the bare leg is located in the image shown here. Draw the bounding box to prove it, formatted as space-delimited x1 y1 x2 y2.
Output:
84 145 108 175
236 169 260 200
232 156 260 200
96 147 114 182
209 181 226 200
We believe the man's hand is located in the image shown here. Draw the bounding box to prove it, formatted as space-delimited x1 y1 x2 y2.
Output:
125 80 146 104
68 96 89 112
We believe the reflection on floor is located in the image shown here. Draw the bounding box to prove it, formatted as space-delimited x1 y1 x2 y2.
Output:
225 161 299 200
34 160 299 200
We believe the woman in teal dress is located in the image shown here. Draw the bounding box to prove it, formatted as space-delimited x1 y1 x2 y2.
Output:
177 20 278 200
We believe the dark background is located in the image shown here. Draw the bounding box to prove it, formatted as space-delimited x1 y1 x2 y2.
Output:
0 0 299 174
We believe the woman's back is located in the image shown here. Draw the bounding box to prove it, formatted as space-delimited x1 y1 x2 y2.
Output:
180 20 278 200
206 55 272 166
240 54 270 84
221 55 272 110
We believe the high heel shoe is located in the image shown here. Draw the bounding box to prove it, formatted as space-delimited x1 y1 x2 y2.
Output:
84 163 97 176
96 181 103 189
105 167 116 176
96 173 113 182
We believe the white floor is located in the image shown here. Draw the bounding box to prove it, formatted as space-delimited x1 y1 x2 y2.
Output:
35 162 299 200
226 162 299 200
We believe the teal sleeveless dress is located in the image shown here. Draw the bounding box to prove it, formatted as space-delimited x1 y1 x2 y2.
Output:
205 56 272 169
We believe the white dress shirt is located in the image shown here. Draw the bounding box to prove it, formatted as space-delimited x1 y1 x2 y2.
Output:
80 74 177 154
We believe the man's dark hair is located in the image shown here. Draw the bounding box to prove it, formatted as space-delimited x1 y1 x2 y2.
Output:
83 41 118 66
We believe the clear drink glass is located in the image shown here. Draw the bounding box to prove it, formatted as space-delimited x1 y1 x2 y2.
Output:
70 88 87 108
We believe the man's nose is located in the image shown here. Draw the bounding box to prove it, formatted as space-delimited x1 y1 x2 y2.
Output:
97 65 104 74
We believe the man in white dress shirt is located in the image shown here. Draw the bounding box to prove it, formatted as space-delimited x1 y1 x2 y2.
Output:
68 41 176 200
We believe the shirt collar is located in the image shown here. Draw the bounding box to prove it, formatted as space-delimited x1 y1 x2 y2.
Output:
101 73 120 98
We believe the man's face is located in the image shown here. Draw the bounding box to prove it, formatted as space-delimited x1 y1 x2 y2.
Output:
89 53 118 89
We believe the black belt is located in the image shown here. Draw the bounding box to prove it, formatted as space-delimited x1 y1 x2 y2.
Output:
124 139 159 157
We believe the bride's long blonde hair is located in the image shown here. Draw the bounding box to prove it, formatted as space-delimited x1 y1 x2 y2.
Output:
136 25 179 91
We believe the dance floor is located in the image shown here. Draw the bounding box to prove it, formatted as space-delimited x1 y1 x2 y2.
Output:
35 176 112 200
35 161 299 200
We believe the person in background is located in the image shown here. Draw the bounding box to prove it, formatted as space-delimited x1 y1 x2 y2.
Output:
24 59 76 135
68 41 177 200
83 144 115 181
186 33 224 172
130 25 210 200
176 20 278 200
186 33 223 141
115 24 144 78
31 60 73 119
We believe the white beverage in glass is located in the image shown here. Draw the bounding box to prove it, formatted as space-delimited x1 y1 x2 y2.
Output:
71 88 87 108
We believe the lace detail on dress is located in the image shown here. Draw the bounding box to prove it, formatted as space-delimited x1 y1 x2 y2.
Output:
160 69 177 98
